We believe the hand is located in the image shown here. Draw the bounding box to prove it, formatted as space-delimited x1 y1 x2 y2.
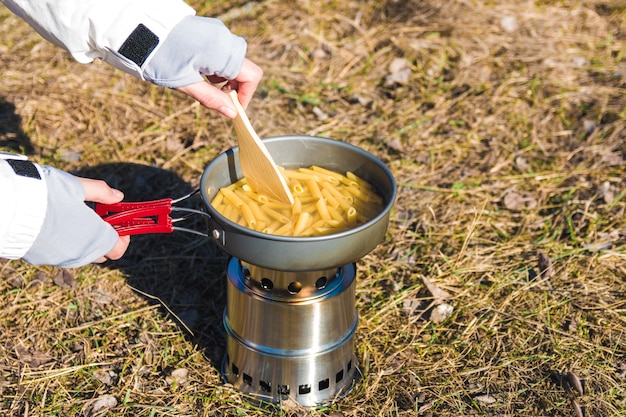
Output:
23 168 131 268
177 58 263 118
142 16 264 118
78 178 130 263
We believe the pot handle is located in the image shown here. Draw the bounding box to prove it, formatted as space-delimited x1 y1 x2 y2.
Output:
96 189 210 237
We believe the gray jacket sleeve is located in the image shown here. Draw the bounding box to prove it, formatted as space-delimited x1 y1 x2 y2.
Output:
23 167 119 268
1 0 247 85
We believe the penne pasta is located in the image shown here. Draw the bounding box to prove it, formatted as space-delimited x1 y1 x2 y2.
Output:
263 220 283 234
320 182 353 211
241 185 270 204
210 164 385 237
248 200 271 222
255 220 267 232
291 197 303 216
274 221 294 236
293 212 311 236
305 178 322 199
321 188 340 209
310 165 345 182
352 198 380 219
291 180 305 194
315 197 331 221
211 192 224 207
346 206 358 225
241 203 257 229
220 187 244 207
327 205 347 223
346 171 377 191
283 169 320 181
261 205 291 224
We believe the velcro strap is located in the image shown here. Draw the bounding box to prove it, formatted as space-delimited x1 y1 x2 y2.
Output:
6 159 41 180
118 24 160 67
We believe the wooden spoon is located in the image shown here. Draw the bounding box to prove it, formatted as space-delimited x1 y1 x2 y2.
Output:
228 90 294 205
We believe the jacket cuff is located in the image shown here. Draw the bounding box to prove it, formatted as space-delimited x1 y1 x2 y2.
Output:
0 155 48 259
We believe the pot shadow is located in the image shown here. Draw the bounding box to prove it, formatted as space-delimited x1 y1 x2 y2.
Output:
75 163 230 366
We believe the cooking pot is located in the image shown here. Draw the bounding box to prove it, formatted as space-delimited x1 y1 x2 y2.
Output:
199 135 396 271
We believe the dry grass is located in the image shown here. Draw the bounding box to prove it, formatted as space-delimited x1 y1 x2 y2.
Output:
1 0 625 415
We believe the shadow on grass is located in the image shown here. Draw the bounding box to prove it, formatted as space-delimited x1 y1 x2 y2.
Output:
75 163 230 369
0 97 35 154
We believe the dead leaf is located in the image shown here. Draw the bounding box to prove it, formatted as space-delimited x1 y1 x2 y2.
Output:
500 16 518 32
15 344 54 367
351 94 373 108
379 358 404 376
165 137 184 152
562 315 578 333
310 46 331 60
91 288 112 305
503 192 524 211
538 252 555 278
386 138 404 153
93 370 112 385
583 119 596 133
84 395 117 416
571 398 585 417
402 297 428 316
599 181 615 204
53 269 76 289
166 368 189 386
422 276 451 303
312 106 329 121
8 275 24 289
474 394 497 404
567 371 585 396
514 156 529 172
503 191 537 211
30 271 50 287
384 57 412 86
58 148 81 163
601 152 624 166
430 303 454 323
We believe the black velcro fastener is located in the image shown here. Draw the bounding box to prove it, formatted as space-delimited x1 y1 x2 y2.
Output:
118 24 160 67
6 159 41 180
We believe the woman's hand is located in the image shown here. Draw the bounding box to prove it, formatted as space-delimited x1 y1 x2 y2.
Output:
177 58 263 118
78 178 130 263
23 168 131 268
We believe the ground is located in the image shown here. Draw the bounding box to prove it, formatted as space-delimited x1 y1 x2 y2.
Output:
0 0 625 416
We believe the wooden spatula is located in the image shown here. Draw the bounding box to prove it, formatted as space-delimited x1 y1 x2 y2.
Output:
228 90 294 205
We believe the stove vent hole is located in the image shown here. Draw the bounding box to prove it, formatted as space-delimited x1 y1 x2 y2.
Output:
243 373 252 385
278 385 290 396
298 384 311 395
287 281 302 294
260 380 272 393
318 378 330 391
260 278 273 290
231 363 239 377
242 266 251 280
347 359 352 371
336 369 344 383
315 276 328 289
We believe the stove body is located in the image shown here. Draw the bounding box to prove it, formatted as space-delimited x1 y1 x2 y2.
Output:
223 259 358 406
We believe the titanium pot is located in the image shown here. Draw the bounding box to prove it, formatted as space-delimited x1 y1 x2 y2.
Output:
199 135 396 272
